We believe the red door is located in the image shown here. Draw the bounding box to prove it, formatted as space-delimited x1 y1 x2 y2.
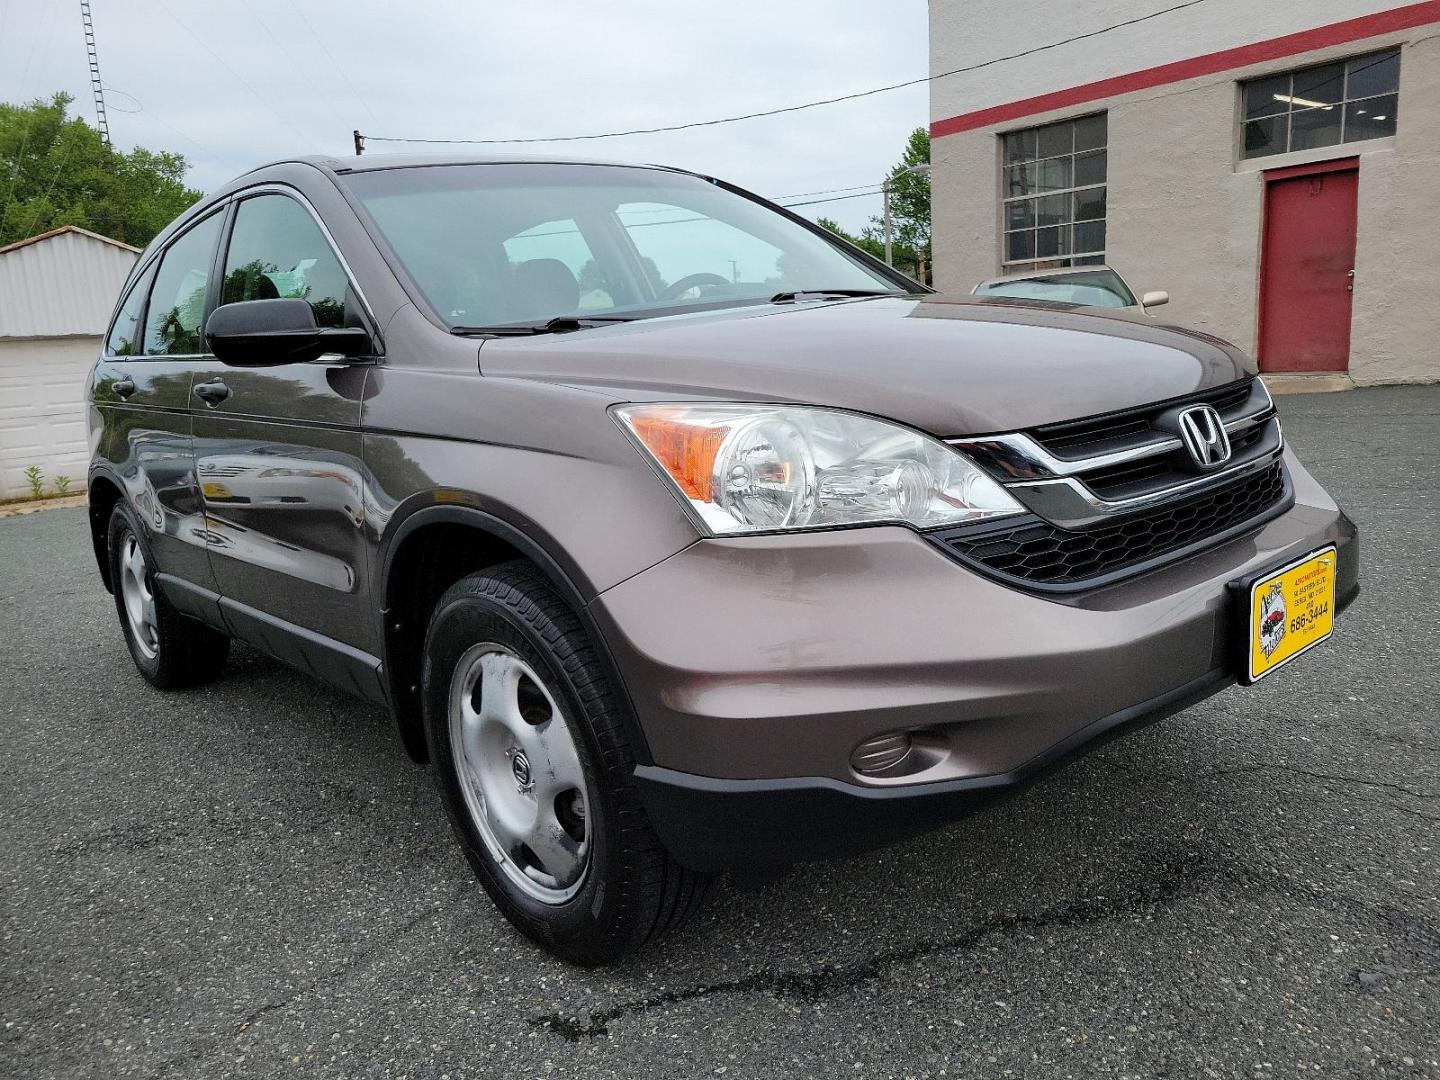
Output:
1257 158 1359 372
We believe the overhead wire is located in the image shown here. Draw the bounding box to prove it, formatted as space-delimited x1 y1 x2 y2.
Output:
237 0 352 141
287 0 381 129
0 1 56 228
359 0 1211 146
149 0 313 148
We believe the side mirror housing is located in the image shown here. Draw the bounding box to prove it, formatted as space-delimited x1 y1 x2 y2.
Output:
1140 290 1169 310
205 299 372 367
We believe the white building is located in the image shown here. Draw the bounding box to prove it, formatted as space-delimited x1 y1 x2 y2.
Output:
0 226 138 500
928 0 1440 385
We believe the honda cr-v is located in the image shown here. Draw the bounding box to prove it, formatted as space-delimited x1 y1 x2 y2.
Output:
87 156 1358 963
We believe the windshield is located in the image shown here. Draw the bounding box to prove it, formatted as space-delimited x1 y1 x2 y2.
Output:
344 163 906 329
975 269 1136 309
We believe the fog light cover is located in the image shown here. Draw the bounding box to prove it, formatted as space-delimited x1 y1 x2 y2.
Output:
850 731 914 775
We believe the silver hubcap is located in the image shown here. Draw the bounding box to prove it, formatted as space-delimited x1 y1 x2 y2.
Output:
448 644 592 904
119 534 159 660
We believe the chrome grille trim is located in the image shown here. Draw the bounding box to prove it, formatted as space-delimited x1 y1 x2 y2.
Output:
1006 442 1282 529
947 378 1284 528
950 407 1272 482
949 379 1275 481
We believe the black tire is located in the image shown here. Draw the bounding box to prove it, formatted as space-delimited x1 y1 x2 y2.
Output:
107 501 230 690
422 561 710 965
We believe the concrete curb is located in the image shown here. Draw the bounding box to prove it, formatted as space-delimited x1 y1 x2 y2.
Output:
0 494 88 519
1262 373 1356 395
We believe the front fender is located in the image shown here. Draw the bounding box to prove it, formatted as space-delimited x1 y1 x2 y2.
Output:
360 366 699 763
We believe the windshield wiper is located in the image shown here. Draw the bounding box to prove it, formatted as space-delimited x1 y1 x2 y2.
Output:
768 288 901 303
450 314 639 336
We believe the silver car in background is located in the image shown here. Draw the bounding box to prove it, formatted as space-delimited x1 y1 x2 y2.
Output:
973 265 1169 313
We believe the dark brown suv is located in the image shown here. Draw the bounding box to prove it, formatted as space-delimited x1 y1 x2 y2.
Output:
87 156 1358 964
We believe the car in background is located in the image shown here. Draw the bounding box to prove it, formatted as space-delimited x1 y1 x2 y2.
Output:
973 266 1168 314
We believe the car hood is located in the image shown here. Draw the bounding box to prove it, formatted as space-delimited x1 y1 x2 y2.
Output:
476 295 1254 436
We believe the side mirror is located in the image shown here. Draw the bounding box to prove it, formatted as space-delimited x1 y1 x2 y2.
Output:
1140 290 1169 310
205 299 372 367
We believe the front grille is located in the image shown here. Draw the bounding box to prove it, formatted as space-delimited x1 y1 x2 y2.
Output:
1032 379 1258 458
1081 418 1273 499
931 462 1288 587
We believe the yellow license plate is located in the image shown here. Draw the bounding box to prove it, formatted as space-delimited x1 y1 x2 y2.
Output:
1245 546 1336 683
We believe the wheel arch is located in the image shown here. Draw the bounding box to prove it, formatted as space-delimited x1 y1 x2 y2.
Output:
87 468 126 593
376 502 653 767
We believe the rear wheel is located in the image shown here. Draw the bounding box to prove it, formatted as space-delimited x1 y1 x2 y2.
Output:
107 502 230 689
422 562 710 965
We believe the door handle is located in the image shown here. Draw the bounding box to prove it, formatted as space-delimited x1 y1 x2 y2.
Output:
1347 268 1355 293
193 379 231 406
112 375 136 399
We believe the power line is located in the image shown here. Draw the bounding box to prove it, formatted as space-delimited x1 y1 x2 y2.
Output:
149 0 313 148
23 128 81 239
360 0 1210 147
287 0 380 129
779 189 885 208
769 181 885 201
0 1 55 226
237 0 350 139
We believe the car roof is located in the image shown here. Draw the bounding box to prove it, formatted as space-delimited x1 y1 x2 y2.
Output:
242 153 693 178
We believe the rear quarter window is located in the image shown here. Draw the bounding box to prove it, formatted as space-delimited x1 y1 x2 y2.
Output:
105 264 156 356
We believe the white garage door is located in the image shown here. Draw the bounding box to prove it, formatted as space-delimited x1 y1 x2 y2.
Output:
0 336 101 501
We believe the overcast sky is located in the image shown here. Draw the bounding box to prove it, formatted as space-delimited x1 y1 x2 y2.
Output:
1 0 929 234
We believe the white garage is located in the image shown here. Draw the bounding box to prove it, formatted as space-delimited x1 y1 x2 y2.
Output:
0 227 138 501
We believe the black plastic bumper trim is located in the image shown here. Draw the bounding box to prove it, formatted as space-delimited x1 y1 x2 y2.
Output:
632 666 1234 872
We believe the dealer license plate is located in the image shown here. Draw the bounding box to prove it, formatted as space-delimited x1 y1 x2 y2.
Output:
1244 546 1336 683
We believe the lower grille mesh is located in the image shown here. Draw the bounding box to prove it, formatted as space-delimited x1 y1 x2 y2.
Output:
932 463 1288 586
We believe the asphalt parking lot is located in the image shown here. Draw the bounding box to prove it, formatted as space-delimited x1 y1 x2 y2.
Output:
2 385 1437 1079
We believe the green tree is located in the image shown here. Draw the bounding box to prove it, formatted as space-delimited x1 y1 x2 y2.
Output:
816 216 886 262
0 92 203 247
577 255 667 297
879 127 931 280
817 212 922 280
813 129 931 282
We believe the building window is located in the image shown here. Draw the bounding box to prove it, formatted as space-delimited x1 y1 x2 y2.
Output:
1000 113 1107 272
1241 48 1400 159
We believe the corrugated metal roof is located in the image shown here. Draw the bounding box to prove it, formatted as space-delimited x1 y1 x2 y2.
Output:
0 227 139 339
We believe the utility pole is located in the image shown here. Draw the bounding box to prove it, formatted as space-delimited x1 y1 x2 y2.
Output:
883 178 893 267
353 130 365 156
883 163 931 268
80 1 111 147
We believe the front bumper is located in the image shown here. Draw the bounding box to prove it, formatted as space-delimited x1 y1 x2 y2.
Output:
588 450 1358 870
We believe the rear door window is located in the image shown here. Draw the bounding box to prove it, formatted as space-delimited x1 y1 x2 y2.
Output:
143 212 224 355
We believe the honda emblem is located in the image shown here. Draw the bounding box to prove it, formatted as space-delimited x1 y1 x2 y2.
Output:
1176 405 1231 469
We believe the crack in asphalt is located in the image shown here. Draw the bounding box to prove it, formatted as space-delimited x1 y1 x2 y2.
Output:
1094 754 1438 806
532 842 1440 1043
531 848 1218 1040
148 885 470 1079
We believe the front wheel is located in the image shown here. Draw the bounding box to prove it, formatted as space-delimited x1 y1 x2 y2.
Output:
422 562 709 965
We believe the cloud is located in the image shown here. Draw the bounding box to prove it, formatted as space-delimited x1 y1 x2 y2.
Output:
3 0 927 233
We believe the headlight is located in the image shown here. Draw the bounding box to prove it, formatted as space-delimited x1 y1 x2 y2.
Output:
614 403 1024 535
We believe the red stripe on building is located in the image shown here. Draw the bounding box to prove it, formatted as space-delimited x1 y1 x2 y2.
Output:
931 1 1440 138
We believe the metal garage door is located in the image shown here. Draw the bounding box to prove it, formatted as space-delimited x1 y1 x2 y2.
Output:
0 337 100 501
